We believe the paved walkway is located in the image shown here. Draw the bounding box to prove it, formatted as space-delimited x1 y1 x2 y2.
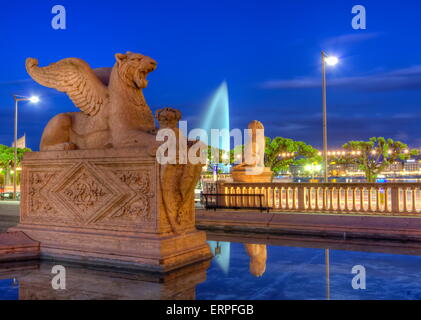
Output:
196 209 421 243
0 201 19 232
4 202 421 243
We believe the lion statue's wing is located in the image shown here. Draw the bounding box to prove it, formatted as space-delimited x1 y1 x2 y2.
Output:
26 57 109 116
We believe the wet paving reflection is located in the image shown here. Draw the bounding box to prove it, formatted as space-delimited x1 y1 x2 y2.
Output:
0 259 210 300
3 232 421 299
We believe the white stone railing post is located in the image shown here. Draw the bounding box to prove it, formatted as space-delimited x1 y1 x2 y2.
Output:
391 186 400 214
297 185 306 211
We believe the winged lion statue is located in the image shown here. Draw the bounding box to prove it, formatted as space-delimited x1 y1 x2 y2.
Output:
26 53 205 235
26 51 158 151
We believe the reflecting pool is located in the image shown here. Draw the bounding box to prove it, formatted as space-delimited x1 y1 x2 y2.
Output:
2 233 421 300
199 240 421 300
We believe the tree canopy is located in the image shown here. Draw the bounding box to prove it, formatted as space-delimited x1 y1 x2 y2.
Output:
341 137 418 182
264 137 321 176
0 144 32 170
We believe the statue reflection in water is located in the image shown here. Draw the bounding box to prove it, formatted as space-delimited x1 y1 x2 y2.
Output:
208 241 267 277
244 244 267 277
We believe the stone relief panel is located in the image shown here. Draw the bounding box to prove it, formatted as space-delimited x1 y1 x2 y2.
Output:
21 167 71 225
52 162 123 225
63 170 108 213
28 172 56 215
111 170 154 222
22 159 158 232
91 164 157 231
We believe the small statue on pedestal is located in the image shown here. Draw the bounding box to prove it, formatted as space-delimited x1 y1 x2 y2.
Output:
231 120 272 183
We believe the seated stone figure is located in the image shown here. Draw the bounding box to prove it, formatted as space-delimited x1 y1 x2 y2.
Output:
231 120 272 182
155 107 205 234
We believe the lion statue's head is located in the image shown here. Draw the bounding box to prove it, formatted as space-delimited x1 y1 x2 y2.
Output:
114 51 157 89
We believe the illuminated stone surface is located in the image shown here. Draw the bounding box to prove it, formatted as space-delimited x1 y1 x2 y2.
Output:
9 148 211 272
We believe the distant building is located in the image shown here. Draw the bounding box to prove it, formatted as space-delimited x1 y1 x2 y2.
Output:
403 160 421 172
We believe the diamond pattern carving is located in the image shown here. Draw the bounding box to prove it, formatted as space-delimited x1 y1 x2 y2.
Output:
53 163 118 223
63 171 107 212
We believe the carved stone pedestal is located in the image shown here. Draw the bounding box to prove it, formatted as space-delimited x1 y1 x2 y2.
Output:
9 148 211 272
231 167 272 183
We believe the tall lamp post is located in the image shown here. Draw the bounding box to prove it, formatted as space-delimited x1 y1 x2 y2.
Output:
12 95 39 200
321 52 339 183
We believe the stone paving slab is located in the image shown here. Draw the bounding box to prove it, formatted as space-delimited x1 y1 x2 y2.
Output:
0 231 40 262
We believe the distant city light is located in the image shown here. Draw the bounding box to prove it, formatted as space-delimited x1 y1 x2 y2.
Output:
280 153 294 158
319 149 402 157
305 164 322 173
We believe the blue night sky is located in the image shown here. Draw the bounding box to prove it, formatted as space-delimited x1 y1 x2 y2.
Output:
1 0 421 150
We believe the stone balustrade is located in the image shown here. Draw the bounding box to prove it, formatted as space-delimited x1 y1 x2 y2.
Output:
203 182 421 215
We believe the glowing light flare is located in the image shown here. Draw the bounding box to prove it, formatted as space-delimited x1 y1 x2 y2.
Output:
29 96 40 103
325 56 339 66
305 163 322 172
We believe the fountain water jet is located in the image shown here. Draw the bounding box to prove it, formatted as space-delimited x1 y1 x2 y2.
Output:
201 81 230 154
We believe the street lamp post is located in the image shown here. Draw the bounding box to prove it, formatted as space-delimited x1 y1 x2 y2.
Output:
321 52 338 183
12 95 39 200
